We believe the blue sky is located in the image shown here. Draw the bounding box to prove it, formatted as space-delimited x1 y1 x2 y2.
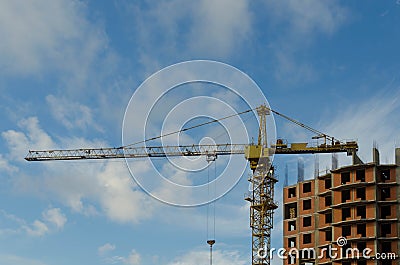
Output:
1 1 400 265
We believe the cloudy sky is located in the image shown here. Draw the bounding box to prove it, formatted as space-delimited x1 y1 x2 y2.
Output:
1 1 400 265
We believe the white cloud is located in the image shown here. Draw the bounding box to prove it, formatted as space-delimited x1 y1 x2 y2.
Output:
264 0 348 84
98 243 116 257
0 154 18 173
0 0 107 77
0 207 66 237
24 220 49 237
42 208 67 230
322 90 400 165
46 94 103 132
187 0 252 57
2 116 155 224
274 50 316 83
97 162 155 223
131 0 252 63
0 210 25 235
2 117 55 161
100 247 141 265
125 250 141 265
0 254 48 265
24 207 67 236
167 249 246 265
265 0 348 36
35 159 154 224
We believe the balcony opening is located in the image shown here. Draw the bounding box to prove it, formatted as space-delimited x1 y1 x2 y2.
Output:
303 216 311 227
303 182 312 193
342 207 351 221
341 172 350 184
356 169 365 182
356 205 366 219
356 223 366 237
357 261 366 265
380 205 391 219
288 237 296 248
341 190 351 203
303 233 311 244
303 199 311 210
288 220 296 231
381 241 392 252
285 203 297 219
325 229 332 241
325 212 332 224
380 187 391 201
381 223 392 237
325 196 332 207
357 241 366 252
288 187 296 198
356 187 366 200
380 169 391 182
342 225 351 237
342 261 351 265
380 261 392 265
325 178 331 189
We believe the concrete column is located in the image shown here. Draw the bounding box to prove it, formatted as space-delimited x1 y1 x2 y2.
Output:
352 152 363 165
373 148 380 165
298 158 304 182
331 153 338 170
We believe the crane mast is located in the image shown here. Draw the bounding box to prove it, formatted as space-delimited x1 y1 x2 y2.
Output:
245 105 277 265
24 105 359 265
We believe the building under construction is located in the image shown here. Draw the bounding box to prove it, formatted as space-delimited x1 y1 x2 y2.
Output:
283 148 400 265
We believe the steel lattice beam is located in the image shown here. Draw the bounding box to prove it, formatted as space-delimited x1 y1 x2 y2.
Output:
25 144 247 161
25 142 358 161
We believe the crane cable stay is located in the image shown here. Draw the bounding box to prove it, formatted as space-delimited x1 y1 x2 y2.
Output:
267 108 338 145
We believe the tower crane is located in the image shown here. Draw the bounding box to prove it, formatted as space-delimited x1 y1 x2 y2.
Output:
25 104 359 265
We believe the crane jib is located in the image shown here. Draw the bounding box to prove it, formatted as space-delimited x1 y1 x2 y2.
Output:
25 142 358 161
